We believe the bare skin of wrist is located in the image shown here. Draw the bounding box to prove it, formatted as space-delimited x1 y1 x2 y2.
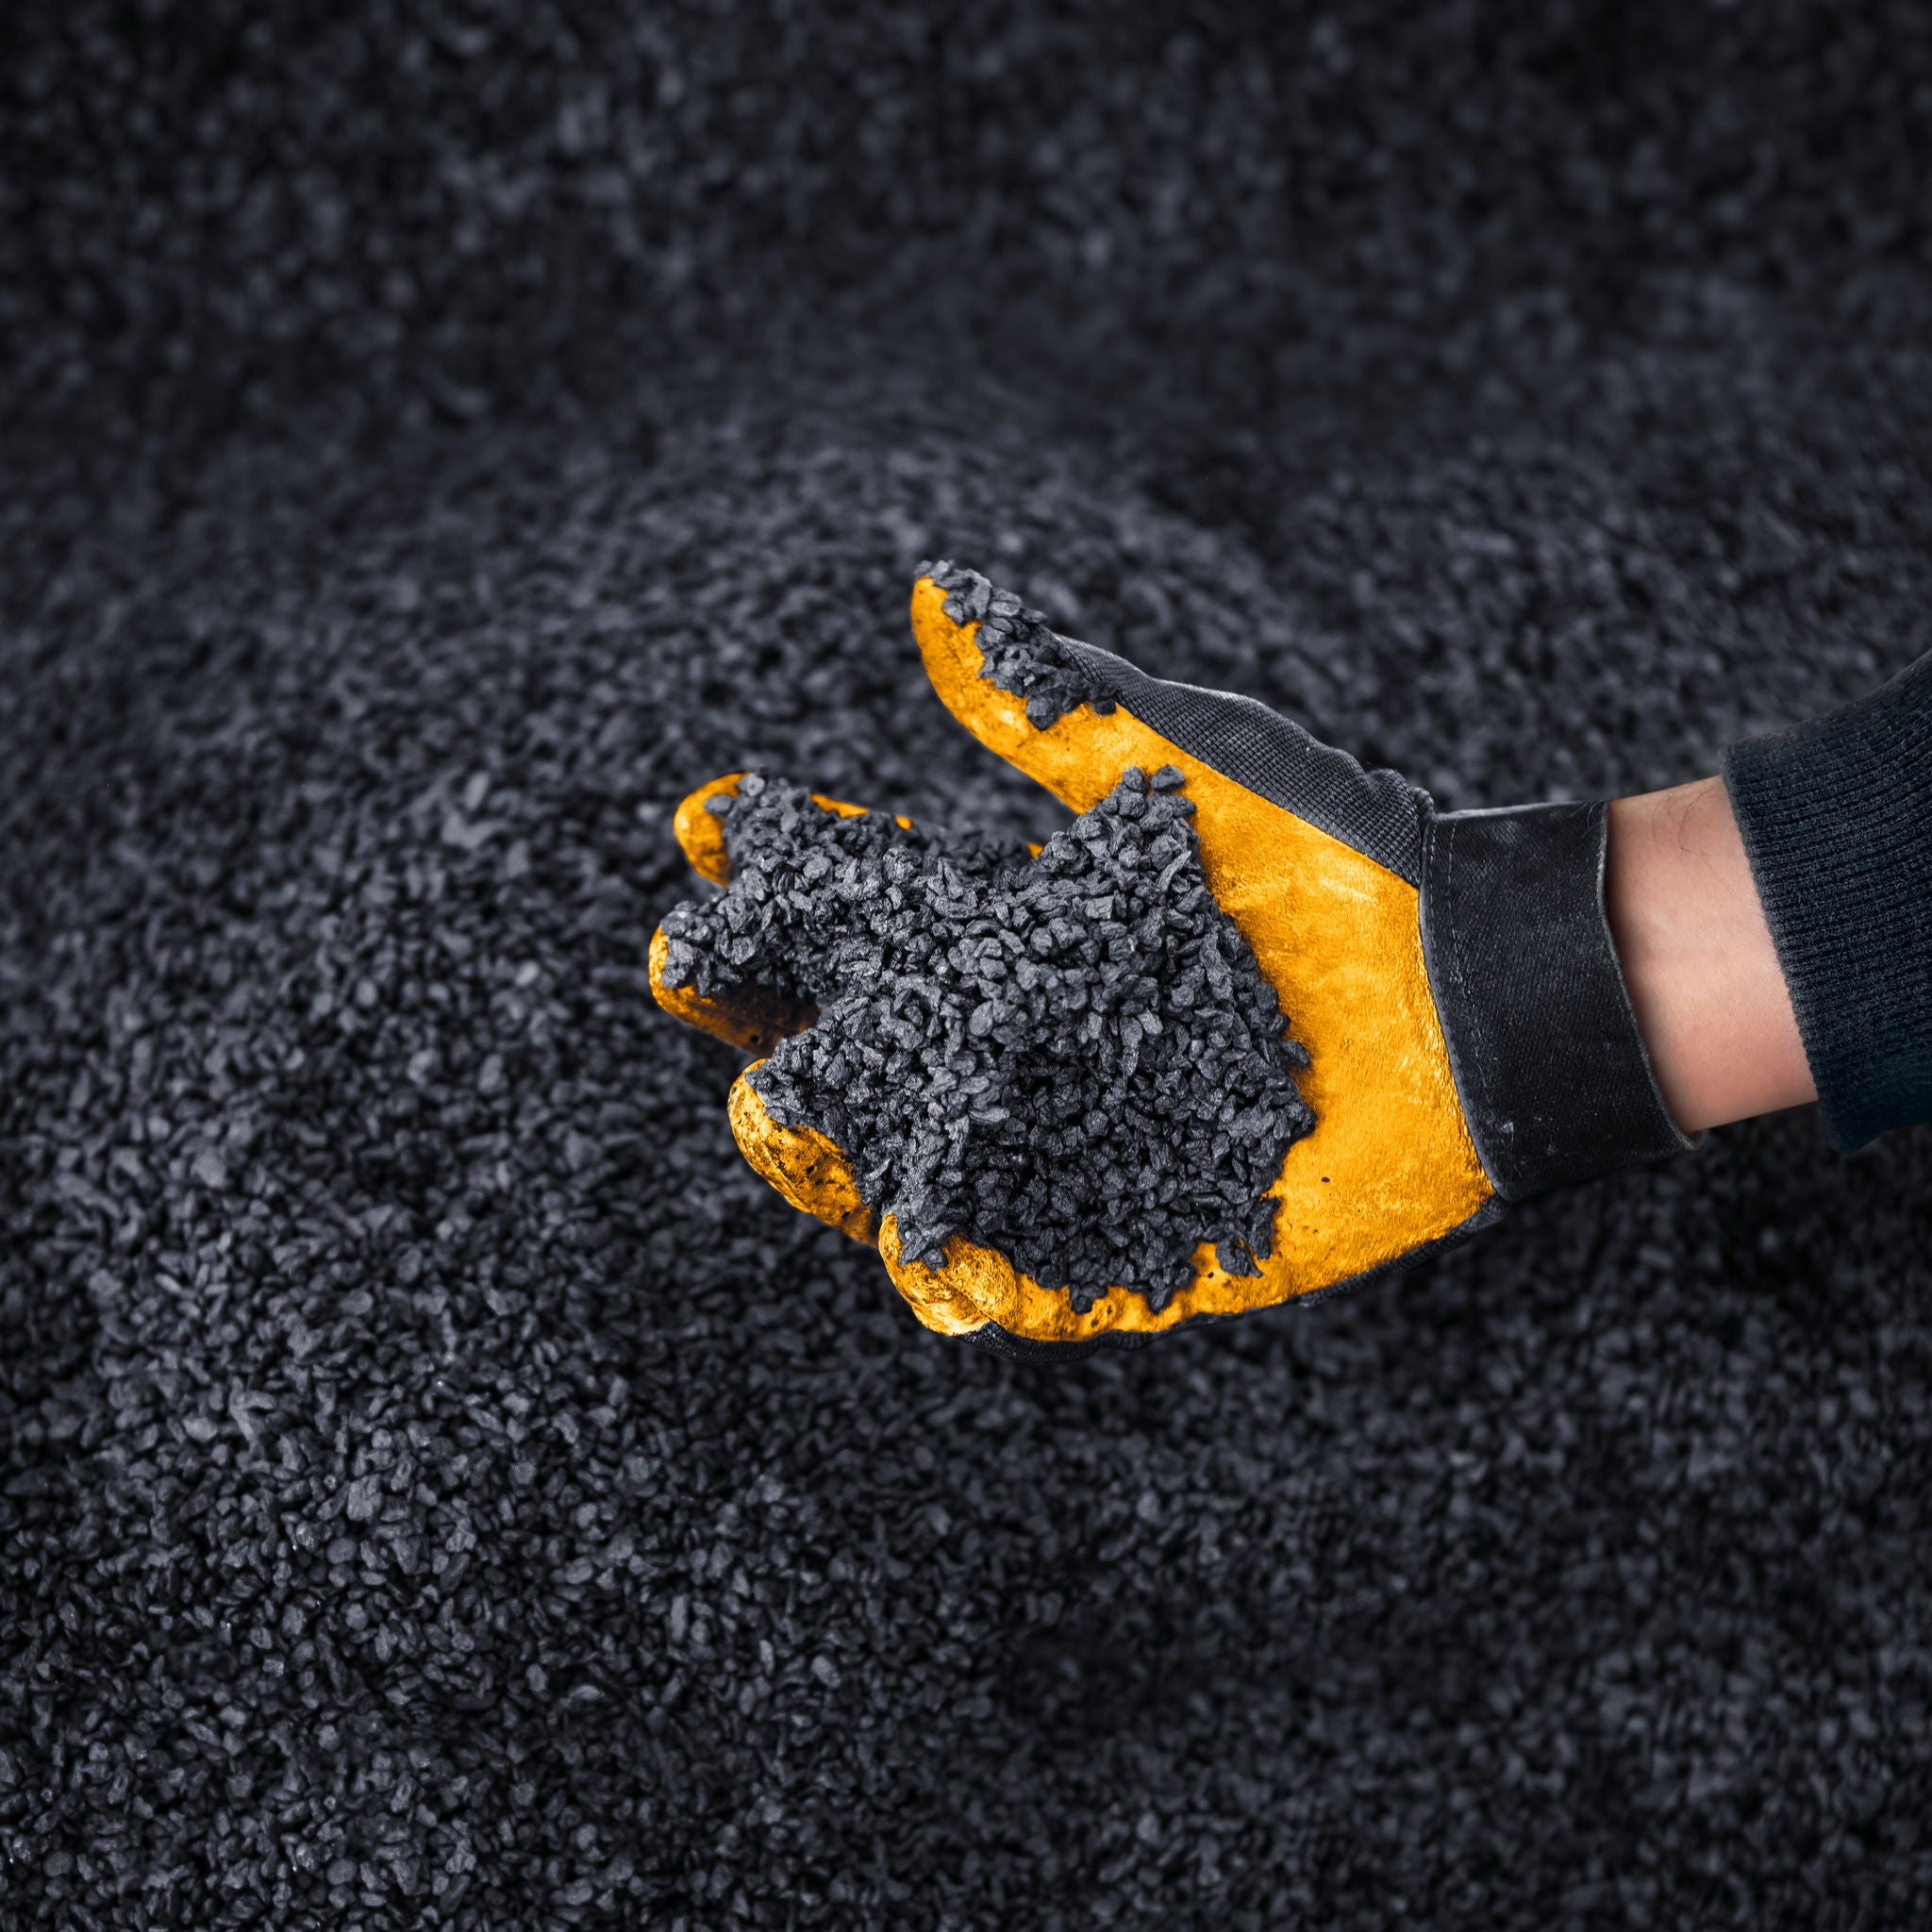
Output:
1604 776 1815 1133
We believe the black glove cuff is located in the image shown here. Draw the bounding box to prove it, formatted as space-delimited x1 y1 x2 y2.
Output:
1420 802 1692 1200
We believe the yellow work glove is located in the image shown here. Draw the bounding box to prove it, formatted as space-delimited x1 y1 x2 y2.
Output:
652 562 1690 1354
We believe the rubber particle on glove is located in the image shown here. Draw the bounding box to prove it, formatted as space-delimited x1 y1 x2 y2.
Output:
922 558 1119 728
659 766 1314 1311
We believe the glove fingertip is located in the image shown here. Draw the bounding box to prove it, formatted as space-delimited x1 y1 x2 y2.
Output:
877 1215 1007 1338
727 1070 877 1246
909 571 1123 811
674 774 745 884
649 926 817 1054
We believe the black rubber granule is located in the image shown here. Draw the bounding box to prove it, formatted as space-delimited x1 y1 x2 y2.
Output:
922 558 1119 728
12 7 1932 1923
660 767 1314 1310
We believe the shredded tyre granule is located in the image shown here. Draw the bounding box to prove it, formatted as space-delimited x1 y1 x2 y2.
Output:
658 767 1314 1310
921 557 1119 728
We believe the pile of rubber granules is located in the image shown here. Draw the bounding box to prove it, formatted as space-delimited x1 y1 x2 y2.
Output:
658 764 1314 1309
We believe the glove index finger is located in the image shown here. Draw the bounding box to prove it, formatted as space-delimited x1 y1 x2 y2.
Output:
674 772 885 887
648 925 817 1054
673 773 744 884
658 775 904 1052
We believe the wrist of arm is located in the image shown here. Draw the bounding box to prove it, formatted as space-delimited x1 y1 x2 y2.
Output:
1604 775 1813 1134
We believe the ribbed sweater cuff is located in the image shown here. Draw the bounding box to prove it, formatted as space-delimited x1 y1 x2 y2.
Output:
1722 651 1932 1150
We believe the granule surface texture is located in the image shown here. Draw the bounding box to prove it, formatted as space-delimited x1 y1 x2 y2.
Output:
924 557 1120 728
661 766 1313 1308
8 5 1932 1930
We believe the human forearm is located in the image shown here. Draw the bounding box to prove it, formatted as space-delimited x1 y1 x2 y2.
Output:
1604 775 1814 1133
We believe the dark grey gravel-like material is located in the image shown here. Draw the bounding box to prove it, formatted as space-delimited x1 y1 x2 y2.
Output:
8 6 1932 1930
661 767 1313 1308
925 558 1120 728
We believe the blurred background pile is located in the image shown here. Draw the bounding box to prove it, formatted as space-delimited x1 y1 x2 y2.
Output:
5 4 1932 1925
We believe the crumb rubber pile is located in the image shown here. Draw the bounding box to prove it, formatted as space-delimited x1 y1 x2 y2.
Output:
8 4 1932 1928
661 764 1313 1309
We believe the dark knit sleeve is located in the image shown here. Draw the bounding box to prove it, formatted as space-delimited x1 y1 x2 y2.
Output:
1722 650 1932 1150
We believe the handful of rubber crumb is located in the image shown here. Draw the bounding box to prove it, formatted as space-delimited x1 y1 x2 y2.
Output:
658 767 1315 1311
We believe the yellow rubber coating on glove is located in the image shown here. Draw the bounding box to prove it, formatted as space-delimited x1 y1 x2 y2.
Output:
890 574 1493 1341
727 1068 879 1246
877 1215 1027 1337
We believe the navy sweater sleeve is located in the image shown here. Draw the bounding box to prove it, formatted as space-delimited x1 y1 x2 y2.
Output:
1722 650 1932 1150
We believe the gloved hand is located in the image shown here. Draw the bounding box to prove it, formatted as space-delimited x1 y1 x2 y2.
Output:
652 563 1690 1353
